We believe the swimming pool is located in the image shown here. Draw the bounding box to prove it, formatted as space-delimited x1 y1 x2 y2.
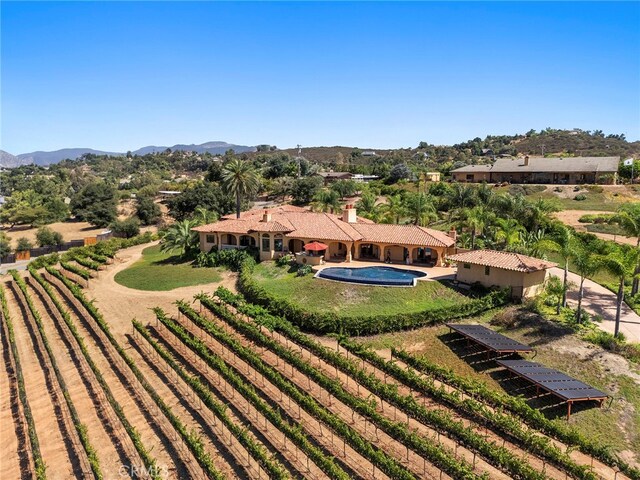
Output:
315 266 427 287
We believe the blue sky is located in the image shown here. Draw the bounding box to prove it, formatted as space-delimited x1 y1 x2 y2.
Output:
2 1 639 154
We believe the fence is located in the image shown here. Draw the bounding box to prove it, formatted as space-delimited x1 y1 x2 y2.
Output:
1 239 90 264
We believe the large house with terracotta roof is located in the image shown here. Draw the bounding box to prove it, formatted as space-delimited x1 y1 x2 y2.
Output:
446 249 556 299
193 205 456 266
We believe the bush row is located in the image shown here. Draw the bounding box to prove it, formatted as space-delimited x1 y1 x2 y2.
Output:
236 257 510 335
0 283 47 479
36 267 164 479
201 293 480 480
176 301 419 480
133 319 290 479
60 262 93 280
41 267 226 479
152 308 351 480
10 271 103 479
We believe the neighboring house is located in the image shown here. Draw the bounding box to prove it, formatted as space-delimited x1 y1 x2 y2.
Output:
316 172 353 185
351 174 380 183
423 172 441 182
451 156 619 184
193 204 456 265
446 249 556 299
362 151 377 156
158 190 182 200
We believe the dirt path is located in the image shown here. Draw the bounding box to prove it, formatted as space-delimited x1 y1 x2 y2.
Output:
553 210 638 246
4 281 77 479
86 241 237 339
549 267 640 342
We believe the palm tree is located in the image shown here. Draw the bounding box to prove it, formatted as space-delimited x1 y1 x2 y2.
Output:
538 225 573 313
382 194 407 224
193 207 217 226
571 244 602 324
602 244 639 337
446 183 476 210
160 219 199 257
356 191 379 216
221 158 261 219
613 203 640 295
495 218 525 249
311 190 341 213
271 176 293 203
405 193 437 226
456 206 495 250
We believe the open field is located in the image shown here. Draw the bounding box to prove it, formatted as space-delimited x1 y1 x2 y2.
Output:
114 244 222 291
252 261 471 317
524 185 640 212
1 243 639 479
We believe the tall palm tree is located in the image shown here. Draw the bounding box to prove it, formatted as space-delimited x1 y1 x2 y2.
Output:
602 244 639 337
571 244 602 324
221 158 261 219
613 203 640 295
160 219 199 257
446 183 476 210
538 225 573 313
311 190 341 213
405 192 437 226
356 191 379 217
456 206 495 250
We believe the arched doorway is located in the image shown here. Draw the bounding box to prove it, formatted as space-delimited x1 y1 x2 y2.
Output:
328 242 347 261
288 239 305 253
221 234 237 246
383 245 406 263
359 243 379 260
239 235 256 247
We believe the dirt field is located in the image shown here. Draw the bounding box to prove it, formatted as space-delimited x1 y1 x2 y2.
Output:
554 209 638 246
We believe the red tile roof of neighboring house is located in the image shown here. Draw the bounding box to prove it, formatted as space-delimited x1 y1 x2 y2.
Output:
193 205 454 247
446 250 556 272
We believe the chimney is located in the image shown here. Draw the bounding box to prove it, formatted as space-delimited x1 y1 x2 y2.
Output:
262 208 272 222
524 155 529 166
447 228 457 242
342 204 357 223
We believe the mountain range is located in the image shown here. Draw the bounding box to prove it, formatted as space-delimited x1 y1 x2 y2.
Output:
1 141 256 168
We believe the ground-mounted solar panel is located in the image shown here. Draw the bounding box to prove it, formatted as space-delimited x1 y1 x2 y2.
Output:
445 324 533 353
496 359 608 417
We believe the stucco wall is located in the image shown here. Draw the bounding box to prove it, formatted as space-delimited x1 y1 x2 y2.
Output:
455 263 546 298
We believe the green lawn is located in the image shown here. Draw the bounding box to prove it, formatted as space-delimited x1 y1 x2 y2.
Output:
252 262 471 317
356 307 640 461
114 245 222 291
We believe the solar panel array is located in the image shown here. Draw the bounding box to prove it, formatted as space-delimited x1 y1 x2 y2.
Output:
446 323 533 353
497 360 608 401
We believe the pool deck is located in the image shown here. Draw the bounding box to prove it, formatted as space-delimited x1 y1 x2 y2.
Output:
313 260 456 283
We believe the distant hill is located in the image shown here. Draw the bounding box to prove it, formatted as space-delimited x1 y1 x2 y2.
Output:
0 150 26 168
133 141 255 156
17 148 123 166
9 141 256 167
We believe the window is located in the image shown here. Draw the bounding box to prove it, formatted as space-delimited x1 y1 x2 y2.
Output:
262 234 270 252
206 235 216 244
484 266 490 276
463 263 470 269
274 234 283 252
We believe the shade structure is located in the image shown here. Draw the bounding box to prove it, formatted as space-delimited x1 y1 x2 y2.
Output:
304 241 329 252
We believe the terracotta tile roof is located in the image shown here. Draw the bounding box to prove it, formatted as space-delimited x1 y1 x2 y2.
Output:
352 223 455 247
221 204 307 220
194 206 454 247
446 250 556 272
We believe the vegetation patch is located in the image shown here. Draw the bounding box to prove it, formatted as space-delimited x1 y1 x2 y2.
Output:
114 245 222 291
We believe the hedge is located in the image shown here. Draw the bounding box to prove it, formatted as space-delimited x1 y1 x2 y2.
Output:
236 257 510 335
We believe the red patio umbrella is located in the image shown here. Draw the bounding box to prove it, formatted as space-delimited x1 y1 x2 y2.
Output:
303 241 329 252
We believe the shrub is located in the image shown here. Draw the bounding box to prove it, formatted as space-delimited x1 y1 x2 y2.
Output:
36 226 64 247
110 218 141 238
16 237 33 252
296 264 313 277
574 194 587 201
586 185 604 193
275 253 295 267
195 248 256 272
